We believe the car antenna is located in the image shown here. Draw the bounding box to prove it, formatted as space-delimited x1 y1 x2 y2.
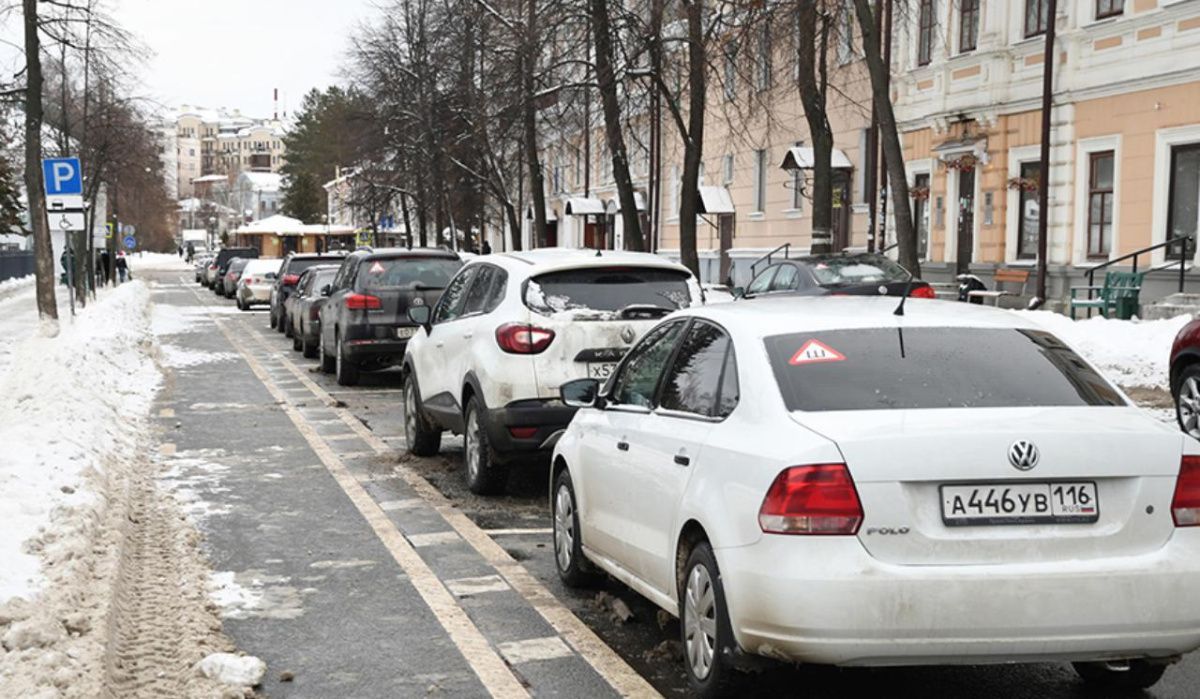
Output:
894 267 916 316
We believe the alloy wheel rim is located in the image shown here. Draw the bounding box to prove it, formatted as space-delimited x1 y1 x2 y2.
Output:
465 409 480 480
554 484 574 571
336 337 343 375
683 564 717 681
1182 377 1200 439
404 381 417 442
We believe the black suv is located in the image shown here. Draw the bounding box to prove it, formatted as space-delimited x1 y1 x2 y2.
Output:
271 252 348 334
210 247 258 294
318 248 462 386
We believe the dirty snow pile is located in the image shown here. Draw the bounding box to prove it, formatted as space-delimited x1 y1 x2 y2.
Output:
127 252 193 273
1023 311 1192 389
0 274 35 298
0 281 160 604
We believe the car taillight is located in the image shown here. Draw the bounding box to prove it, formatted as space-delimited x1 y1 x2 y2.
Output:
1171 455 1200 526
345 293 382 310
758 464 863 535
909 285 937 299
208 264 217 270
495 323 555 354
244 277 256 285
282 273 300 285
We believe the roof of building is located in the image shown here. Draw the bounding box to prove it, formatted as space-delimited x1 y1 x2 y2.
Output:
236 171 284 191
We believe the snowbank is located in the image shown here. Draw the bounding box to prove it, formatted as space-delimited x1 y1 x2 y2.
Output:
0 281 161 602
0 274 34 298
1022 311 1192 389
127 252 192 273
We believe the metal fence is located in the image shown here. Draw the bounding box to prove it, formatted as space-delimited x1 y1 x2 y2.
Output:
0 251 35 282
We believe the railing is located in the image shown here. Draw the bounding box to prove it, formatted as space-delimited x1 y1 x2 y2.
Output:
1078 235 1192 317
749 243 791 279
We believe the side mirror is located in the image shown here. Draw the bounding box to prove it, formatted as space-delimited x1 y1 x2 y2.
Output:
731 286 746 299
561 378 601 409
320 284 332 297
408 305 432 328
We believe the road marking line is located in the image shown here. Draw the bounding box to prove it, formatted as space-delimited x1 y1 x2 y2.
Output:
445 574 511 597
497 637 575 664
159 443 176 457
483 528 554 536
199 292 530 699
408 531 462 547
159 408 175 418
246 327 662 698
321 433 363 442
379 498 424 511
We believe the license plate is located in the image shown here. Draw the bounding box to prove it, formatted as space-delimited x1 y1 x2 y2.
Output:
395 326 417 339
941 481 1099 526
587 362 618 379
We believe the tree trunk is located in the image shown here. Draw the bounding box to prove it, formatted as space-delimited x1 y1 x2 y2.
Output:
676 0 706 278
590 0 644 251
523 0 548 248
853 0 917 274
24 0 58 324
797 2 834 254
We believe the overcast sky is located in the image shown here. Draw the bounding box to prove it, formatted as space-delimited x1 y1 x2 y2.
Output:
115 0 378 120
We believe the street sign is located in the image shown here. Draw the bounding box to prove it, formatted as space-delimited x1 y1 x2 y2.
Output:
42 158 83 196
51 212 86 231
122 224 136 236
105 222 114 239
123 235 136 250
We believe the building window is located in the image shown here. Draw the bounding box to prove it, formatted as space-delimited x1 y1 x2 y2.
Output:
1096 0 1124 20
756 26 772 91
960 0 979 52
1025 0 1049 38
723 154 734 185
1017 162 1040 259
723 41 737 101
917 0 935 65
753 149 767 213
914 173 930 258
1087 151 1114 259
791 142 805 211
1168 143 1200 260
838 1 856 64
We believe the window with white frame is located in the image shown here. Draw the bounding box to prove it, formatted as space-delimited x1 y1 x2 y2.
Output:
791 142 805 211
1096 0 1124 20
753 149 768 213
723 41 738 101
723 154 734 185
838 0 857 64
757 25 772 90
1168 143 1200 260
1087 152 1114 258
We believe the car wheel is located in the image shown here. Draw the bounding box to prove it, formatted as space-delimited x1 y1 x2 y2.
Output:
236 297 246 311
681 542 737 698
335 333 359 386
402 372 442 457
1072 660 1168 690
302 335 318 359
292 332 302 352
283 313 293 338
553 469 597 587
1176 365 1200 440
319 334 336 373
463 396 508 495
269 311 277 329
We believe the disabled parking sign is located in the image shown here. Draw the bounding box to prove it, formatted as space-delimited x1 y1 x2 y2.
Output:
42 157 83 196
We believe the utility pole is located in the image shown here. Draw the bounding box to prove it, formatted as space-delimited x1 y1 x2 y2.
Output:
1034 0 1058 307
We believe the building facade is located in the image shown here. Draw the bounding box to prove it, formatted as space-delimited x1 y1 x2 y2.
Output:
163 106 287 199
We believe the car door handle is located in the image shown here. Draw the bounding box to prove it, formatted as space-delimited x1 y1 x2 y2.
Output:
463 332 473 339
674 454 690 467
617 441 629 452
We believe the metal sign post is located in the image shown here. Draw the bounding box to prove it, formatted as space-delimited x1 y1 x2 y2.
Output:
43 157 86 319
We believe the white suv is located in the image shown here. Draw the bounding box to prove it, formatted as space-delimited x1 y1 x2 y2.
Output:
402 249 701 494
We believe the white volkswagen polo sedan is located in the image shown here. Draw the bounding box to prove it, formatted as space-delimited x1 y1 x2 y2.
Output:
549 295 1200 696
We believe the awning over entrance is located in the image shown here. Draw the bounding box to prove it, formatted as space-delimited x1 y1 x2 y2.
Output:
933 134 989 165
697 186 735 214
614 192 647 212
525 205 558 222
780 146 853 170
565 197 605 216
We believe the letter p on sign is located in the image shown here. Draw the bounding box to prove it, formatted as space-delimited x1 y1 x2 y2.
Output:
42 157 83 197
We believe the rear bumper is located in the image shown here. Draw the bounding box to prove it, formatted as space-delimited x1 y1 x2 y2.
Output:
484 400 577 457
718 531 1200 667
343 338 407 367
240 286 272 304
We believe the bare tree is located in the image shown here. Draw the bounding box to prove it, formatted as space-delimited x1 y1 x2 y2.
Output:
796 1 836 254
23 0 57 325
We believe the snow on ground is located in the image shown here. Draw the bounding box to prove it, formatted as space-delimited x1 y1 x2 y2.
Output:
0 274 34 299
1021 311 1192 389
159 344 239 368
0 281 160 602
126 251 192 273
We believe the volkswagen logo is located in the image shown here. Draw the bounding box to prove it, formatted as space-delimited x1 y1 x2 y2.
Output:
620 326 636 344
1008 441 1040 471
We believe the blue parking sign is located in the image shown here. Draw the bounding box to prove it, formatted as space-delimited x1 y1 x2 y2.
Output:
42 158 83 196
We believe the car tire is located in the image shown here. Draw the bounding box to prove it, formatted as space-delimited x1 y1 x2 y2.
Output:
335 333 359 387
463 396 508 495
236 297 246 311
302 336 318 359
552 469 598 587
292 332 302 352
1175 364 1200 440
402 372 442 456
283 313 293 338
319 335 336 374
269 311 277 329
681 542 738 699
1072 661 1168 690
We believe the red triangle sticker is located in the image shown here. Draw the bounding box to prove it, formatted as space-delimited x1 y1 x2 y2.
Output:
368 261 386 274
788 339 846 366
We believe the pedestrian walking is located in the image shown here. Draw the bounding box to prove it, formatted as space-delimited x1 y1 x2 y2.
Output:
186 243 195 263
178 245 184 258
481 240 492 255
115 252 128 284
99 250 111 285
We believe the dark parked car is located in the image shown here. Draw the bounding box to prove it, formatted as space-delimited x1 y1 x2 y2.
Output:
209 247 258 293
318 248 462 386
271 252 348 334
221 257 251 298
740 253 935 299
286 265 340 358
1170 318 1200 440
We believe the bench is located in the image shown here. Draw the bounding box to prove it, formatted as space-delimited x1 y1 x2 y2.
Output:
967 268 1031 305
1069 270 1145 320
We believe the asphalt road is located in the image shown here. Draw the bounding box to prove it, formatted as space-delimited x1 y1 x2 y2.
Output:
150 267 1200 698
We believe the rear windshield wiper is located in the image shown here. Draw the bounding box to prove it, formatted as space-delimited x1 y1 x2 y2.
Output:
617 304 675 319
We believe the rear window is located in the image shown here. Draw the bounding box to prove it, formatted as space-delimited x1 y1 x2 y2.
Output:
807 255 908 286
524 267 693 317
765 328 1124 412
355 256 461 291
286 257 341 275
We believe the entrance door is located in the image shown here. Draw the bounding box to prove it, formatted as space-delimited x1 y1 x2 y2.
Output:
718 213 734 284
544 221 558 248
831 171 852 251
956 168 976 275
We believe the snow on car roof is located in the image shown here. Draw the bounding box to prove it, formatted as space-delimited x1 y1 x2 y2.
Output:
496 248 692 275
688 295 1044 338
